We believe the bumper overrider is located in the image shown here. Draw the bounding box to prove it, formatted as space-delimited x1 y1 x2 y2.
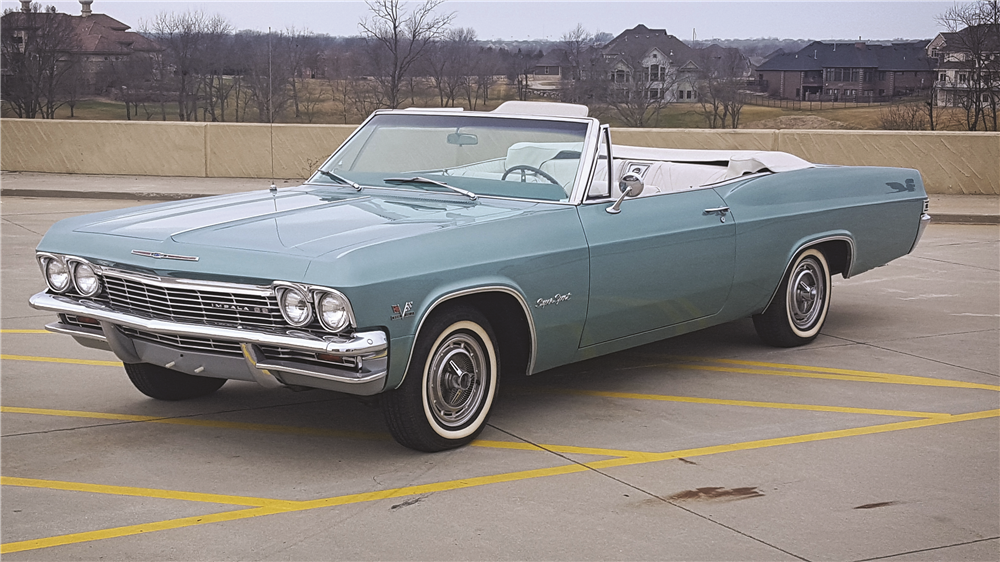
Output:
28 263 389 396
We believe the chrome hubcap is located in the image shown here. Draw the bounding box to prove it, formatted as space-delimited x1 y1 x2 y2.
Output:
427 332 487 429
788 257 825 330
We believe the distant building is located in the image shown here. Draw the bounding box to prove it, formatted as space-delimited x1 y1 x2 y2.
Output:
1 0 160 95
928 25 1000 107
755 41 935 101
530 48 573 92
533 24 749 103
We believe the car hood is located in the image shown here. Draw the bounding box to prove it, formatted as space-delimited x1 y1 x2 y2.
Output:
72 186 534 259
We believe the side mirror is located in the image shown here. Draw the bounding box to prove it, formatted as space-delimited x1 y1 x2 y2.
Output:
606 173 644 214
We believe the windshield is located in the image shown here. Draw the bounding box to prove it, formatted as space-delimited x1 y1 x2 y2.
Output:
309 113 590 202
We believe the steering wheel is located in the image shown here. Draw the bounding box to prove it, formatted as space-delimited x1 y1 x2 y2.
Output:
502 165 561 185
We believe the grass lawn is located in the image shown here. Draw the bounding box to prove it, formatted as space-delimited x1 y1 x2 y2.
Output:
11 82 965 131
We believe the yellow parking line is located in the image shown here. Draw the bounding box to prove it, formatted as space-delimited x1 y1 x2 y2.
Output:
4 408 996 555
2 406 642 457
1 477 300 509
0 329 50 334
0 407 389 442
1 507 286 554
0 354 122 367
553 389 952 419
670 356 1000 391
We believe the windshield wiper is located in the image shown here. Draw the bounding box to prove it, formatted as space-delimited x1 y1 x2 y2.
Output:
317 170 362 191
383 176 478 201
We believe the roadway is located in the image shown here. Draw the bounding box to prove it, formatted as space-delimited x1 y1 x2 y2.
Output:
1 191 998 561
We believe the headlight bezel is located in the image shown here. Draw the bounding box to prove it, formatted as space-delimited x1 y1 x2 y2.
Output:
37 253 105 296
69 260 102 297
315 290 352 333
273 282 356 334
38 253 73 293
276 284 314 327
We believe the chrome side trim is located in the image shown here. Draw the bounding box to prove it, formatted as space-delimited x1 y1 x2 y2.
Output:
29 291 387 357
761 235 857 312
398 286 538 388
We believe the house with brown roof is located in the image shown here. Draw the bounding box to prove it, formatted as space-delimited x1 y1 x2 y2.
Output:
599 24 748 103
2 0 160 95
755 40 935 101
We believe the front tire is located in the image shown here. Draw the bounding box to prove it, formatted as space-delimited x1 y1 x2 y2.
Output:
124 363 226 401
383 306 499 452
753 248 832 347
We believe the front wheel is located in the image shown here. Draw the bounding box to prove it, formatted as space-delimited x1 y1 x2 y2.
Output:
753 248 832 347
124 362 226 400
383 306 499 452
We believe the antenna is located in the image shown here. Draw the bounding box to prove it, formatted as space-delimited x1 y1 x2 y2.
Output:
269 27 274 185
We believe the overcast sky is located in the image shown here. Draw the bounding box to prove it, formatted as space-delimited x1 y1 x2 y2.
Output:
2 1 956 41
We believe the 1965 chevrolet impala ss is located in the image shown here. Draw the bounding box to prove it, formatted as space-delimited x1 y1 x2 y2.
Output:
30 101 931 451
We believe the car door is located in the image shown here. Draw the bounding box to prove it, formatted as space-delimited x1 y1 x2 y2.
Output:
577 187 736 347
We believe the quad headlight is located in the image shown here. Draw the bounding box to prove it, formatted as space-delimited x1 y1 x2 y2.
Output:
42 256 72 292
316 291 351 332
71 261 101 297
274 283 355 333
277 286 313 327
38 254 104 296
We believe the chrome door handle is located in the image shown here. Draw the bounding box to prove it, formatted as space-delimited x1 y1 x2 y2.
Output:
704 206 730 223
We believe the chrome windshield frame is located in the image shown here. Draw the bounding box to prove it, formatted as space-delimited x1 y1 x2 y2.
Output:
305 108 602 207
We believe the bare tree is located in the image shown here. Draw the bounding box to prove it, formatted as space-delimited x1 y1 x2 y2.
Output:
505 48 540 101
878 101 930 130
1 4 80 118
236 30 295 122
937 0 1000 131
359 0 453 108
149 10 232 121
560 23 591 81
694 46 750 129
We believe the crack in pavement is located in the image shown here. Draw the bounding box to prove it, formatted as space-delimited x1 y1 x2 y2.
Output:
486 423 811 562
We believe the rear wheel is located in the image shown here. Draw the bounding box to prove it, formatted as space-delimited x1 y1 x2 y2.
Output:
383 306 499 452
753 248 831 347
124 363 226 400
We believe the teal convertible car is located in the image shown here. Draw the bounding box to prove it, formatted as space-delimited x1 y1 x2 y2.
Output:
30 101 930 451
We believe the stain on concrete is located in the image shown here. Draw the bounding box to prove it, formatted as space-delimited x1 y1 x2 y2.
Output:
666 487 764 502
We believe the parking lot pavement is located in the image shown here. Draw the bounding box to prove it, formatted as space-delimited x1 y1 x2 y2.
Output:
2 196 998 561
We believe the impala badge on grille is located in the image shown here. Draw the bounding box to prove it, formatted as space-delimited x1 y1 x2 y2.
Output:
211 303 270 314
131 250 200 262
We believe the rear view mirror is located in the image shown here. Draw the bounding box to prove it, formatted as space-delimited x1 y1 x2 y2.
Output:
447 132 478 146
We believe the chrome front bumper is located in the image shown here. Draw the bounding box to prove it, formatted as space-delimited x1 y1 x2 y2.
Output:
29 291 389 395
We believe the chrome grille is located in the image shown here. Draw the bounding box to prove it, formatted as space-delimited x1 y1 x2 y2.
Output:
259 345 360 370
119 326 244 356
102 272 283 328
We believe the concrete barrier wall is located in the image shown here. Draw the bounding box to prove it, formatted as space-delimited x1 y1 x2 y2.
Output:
2 119 997 194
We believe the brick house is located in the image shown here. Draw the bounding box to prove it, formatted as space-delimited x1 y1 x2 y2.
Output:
2 0 160 96
756 41 935 101
598 24 747 103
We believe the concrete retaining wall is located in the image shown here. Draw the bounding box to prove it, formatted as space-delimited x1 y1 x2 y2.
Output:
2 119 997 195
